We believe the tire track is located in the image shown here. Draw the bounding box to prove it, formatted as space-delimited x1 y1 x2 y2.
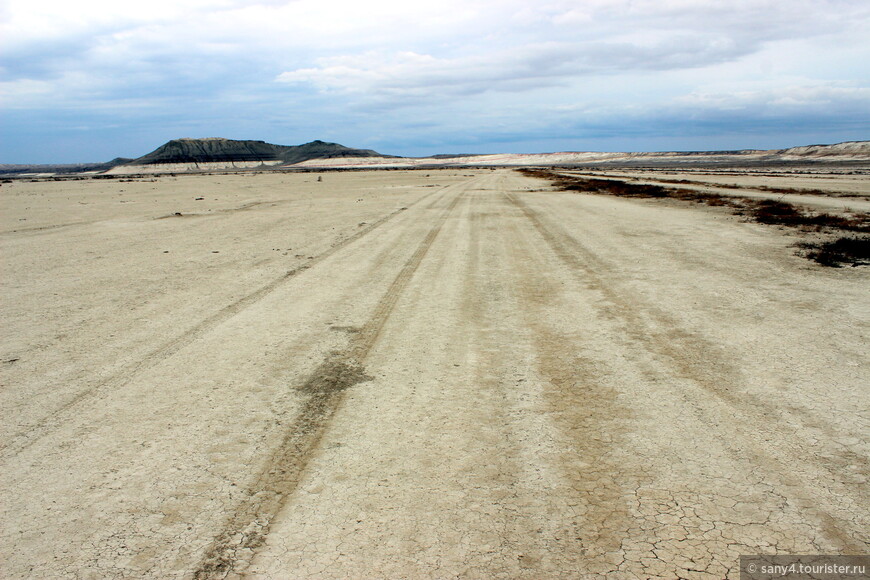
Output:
505 191 745 398
0 189 442 459
505 190 867 468
193 181 467 579
504 191 867 552
0 220 102 236
499 213 643 564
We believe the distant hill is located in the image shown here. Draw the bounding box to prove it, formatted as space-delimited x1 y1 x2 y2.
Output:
294 140 870 169
131 138 386 166
2 139 867 176
779 140 870 158
0 158 131 176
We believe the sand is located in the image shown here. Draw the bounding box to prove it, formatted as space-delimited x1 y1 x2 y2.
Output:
1 168 867 578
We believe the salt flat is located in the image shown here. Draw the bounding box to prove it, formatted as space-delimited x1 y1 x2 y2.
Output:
1 169 867 578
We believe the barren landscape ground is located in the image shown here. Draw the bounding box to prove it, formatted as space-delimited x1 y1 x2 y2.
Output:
1 168 868 579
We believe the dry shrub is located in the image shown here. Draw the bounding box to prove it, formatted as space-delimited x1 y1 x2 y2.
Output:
799 237 870 267
748 199 869 232
749 199 806 225
517 168 870 266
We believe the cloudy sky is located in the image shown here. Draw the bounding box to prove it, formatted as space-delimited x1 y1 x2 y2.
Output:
1 0 868 163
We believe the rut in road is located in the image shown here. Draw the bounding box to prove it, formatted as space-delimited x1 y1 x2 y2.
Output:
504 190 866 553
194 186 466 579
0 190 439 460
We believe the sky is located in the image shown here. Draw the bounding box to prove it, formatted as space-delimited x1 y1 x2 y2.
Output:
1 0 869 163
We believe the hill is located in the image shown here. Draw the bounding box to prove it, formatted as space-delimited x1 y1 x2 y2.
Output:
2 139 867 176
130 138 385 166
0 158 131 176
293 140 870 169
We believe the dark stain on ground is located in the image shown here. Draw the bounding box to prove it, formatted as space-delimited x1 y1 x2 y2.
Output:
298 355 372 396
328 325 361 334
194 355 372 579
194 185 463 579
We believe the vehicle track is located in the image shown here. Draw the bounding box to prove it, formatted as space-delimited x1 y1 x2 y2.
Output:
193 182 466 578
504 189 866 552
0 188 440 459
3 170 866 579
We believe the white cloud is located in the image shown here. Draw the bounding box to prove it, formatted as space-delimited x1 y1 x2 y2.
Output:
676 83 870 111
275 34 752 104
0 78 53 107
1 0 869 161
268 0 870 109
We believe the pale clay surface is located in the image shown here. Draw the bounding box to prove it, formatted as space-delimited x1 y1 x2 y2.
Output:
1 169 867 579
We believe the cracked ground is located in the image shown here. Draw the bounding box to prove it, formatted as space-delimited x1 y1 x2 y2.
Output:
1 168 867 578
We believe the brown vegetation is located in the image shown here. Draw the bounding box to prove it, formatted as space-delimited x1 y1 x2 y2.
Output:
798 237 870 267
518 168 870 266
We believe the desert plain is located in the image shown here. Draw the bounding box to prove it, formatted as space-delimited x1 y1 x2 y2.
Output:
1 167 868 578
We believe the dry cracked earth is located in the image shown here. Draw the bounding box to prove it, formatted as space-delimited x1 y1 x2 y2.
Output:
1 169 868 578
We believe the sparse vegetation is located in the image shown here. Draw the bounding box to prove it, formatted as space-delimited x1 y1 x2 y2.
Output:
518 168 870 266
747 199 868 231
798 237 870 267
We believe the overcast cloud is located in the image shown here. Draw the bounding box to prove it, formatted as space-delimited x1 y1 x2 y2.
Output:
1 0 868 162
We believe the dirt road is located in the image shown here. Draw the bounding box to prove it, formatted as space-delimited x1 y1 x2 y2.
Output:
2 169 867 578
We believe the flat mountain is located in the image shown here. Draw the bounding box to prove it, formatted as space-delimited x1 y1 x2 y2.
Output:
131 138 385 165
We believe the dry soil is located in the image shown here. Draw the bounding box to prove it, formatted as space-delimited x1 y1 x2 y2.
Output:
1 169 867 579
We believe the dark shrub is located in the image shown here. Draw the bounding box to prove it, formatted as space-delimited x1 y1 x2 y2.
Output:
800 237 870 267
